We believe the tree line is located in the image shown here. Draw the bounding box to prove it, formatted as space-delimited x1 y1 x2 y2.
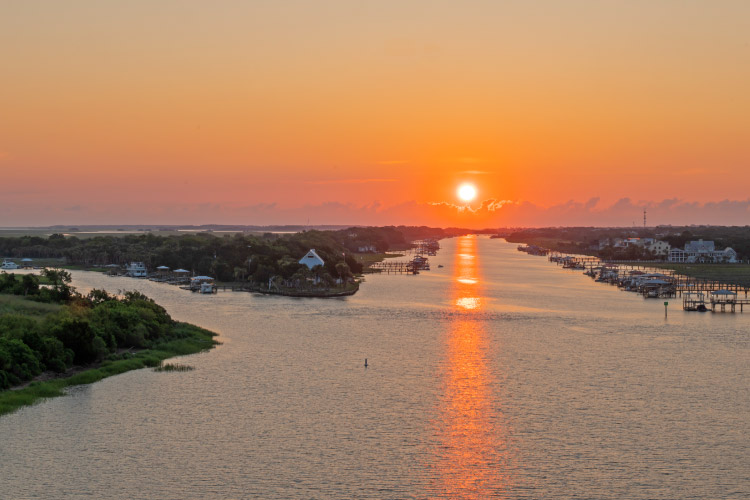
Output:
0 226 462 283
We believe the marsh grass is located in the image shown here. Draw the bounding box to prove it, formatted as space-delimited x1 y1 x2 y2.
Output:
0 323 217 417
0 295 63 317
154 363 195 372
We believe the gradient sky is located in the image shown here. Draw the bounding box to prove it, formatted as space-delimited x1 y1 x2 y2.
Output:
2 1 749 226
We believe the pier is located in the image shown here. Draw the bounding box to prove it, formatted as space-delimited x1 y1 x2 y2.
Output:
366 261 419 274
543 251 750 312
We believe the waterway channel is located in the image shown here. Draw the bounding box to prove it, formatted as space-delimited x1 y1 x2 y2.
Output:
1 236 747 499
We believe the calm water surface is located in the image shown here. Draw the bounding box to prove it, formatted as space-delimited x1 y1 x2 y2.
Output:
1 237 747 499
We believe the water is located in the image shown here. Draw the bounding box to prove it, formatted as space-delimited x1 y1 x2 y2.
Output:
1 236 747 499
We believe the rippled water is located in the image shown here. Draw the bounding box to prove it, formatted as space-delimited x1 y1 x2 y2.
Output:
1 236 747 499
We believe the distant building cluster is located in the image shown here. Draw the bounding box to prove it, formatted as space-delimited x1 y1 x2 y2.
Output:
668 239 737 263
599 237 671 257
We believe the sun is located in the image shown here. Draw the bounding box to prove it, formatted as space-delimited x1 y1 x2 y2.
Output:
457 183 477 202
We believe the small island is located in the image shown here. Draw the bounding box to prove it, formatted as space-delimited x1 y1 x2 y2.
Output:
0 269 218 416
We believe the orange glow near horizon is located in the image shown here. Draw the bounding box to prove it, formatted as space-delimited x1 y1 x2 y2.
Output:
431 235 509 497
2 3 750 226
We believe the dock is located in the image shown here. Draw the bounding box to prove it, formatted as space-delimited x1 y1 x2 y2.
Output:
366 261 419 274
543 251 750 312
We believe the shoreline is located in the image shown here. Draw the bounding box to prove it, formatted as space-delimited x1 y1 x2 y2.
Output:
511 239 750 289
0 322 218 417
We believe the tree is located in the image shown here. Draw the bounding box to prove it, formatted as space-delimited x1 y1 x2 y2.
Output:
50 317 106 365
87 289 115 305
42 268 74 302
335 262 351 286
20 274 39 296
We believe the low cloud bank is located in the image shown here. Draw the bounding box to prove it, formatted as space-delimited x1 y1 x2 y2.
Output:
2 197 750 227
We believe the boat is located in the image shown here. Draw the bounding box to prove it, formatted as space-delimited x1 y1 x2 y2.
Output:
190 275 216 292
1 259 19 270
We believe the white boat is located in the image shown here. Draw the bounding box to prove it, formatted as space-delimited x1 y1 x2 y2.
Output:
1 259 19 270
125 262 148 277
190 276 216 293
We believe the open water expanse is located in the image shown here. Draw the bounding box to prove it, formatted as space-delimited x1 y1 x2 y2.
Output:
1 236 748 499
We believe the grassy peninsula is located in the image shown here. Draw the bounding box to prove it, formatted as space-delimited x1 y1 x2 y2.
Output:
0 270 218 417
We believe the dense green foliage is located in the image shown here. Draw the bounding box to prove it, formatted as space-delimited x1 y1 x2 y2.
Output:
0 322 215 416
0 273 216 391
0 226 460 284
0 230 370 282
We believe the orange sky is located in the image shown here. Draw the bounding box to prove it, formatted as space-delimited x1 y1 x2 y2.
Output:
2 1 750 226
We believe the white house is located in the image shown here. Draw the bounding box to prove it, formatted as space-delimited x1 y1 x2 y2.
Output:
299 249 325 270
646 240 671 257
668 240 737 263
357 245 377 253
599 237 670 256
126 262 148 277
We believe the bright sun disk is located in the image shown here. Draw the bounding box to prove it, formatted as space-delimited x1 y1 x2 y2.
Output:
458 183 477 202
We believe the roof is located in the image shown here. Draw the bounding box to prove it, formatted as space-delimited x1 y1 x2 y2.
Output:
191 276 214 280
173 268 190 273
156 266 170 269
299 249 325 269
712 289 736 295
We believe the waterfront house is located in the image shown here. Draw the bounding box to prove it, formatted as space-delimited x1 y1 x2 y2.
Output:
646 240 671 257
299 249 325 270
20 258 34 269
125 262 148 277
668 239 737 263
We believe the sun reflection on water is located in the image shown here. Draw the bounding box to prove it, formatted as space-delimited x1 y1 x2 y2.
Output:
431 234 510 498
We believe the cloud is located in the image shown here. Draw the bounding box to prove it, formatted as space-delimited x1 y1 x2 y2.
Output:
6 196 750 228
428 198 515 214
584 197 600 210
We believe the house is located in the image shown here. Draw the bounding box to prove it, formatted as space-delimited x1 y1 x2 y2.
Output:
646 240 671 257
668 239 737 263
622 237 655 248
21 258 34 269
299 249 325 270
357 245 377 253
599 237 670 257
125 262 148 277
